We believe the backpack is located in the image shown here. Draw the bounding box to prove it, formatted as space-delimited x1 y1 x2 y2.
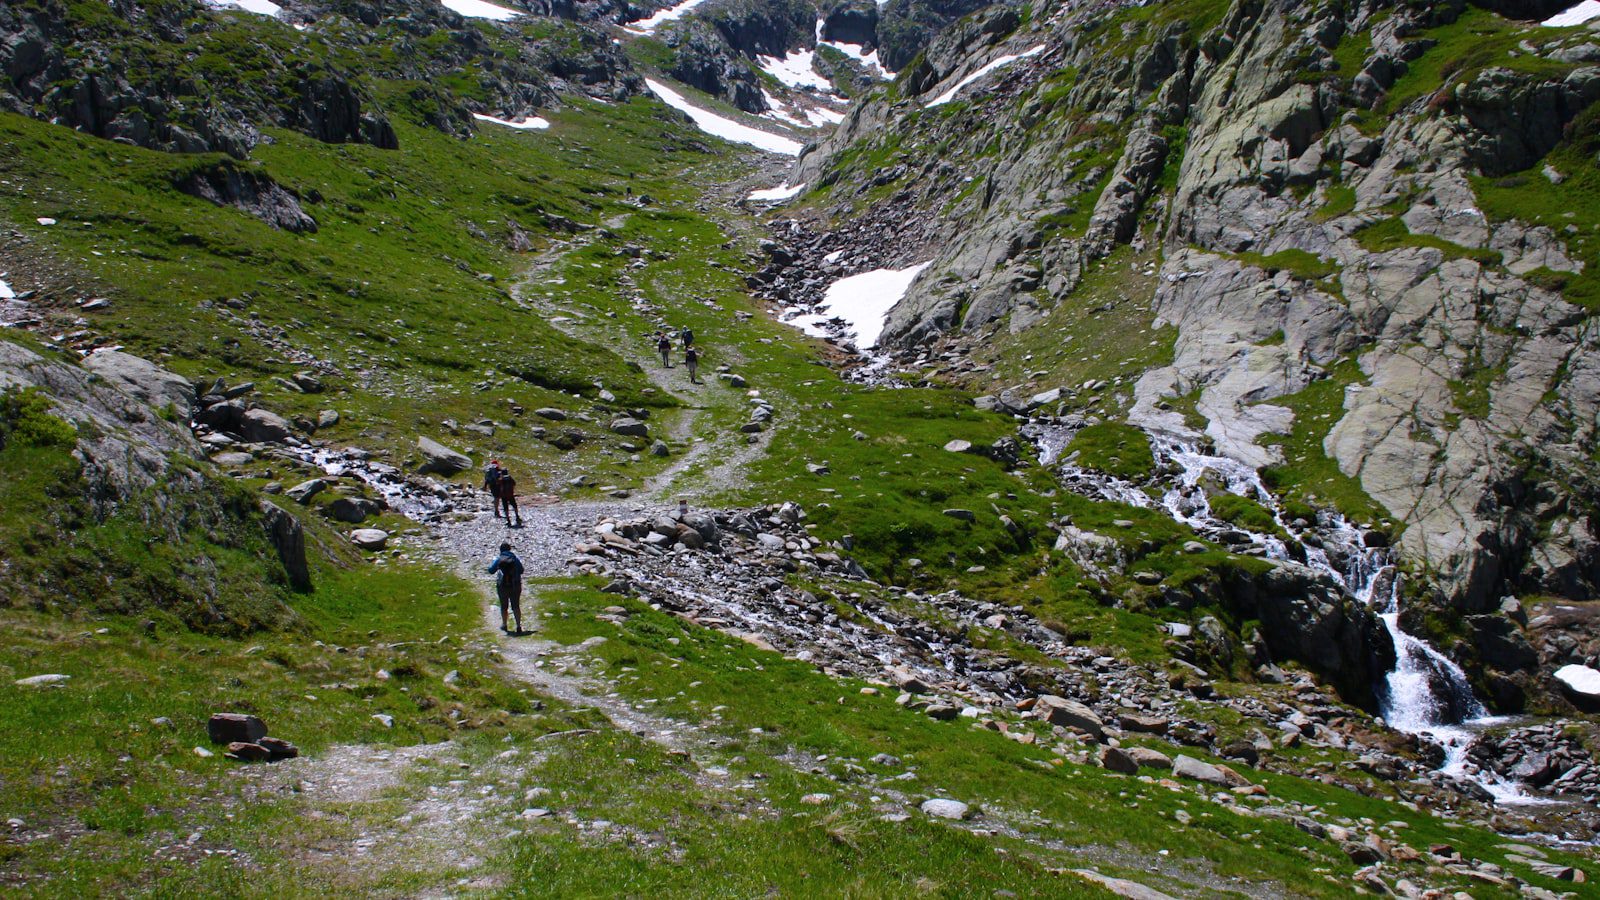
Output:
497 552 523 582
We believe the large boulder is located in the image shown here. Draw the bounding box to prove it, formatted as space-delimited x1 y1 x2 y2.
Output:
1034 695 1105 740
610 417 650 438
81 349 194 420
416 436 471 476
1553 664 1600 712
239 408 293 443
208 712 267 744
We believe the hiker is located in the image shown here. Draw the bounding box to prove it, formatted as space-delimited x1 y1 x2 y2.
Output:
498 466 523 528
680 326 694 349
684 345 700 384
483 459 508 518
487 541 524 633
657 331 672 367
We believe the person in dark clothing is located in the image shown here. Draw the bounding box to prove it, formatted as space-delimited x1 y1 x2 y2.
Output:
483 459 508 518
680 326 693 349
657 332 672 367
487 542 524 633
497 468 523 527
684 346 700 384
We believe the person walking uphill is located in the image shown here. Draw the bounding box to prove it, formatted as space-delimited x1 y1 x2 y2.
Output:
684 345 700 384
497 467 523 528
657 331 673 368
483 459 508 518
488 542 524 634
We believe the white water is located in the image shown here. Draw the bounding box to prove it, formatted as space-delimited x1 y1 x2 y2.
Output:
1030 422 1548 803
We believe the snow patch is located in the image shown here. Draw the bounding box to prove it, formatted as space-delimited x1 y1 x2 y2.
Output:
747 183 805 202
821 40 890 78
473 113 550 131
0 279 13 300
927 44 1047 107
759 49 834 91
441 0 521 20
645 79 802 156
1545 1 1600 26
624 0 713 33
807 262 931 348
1555 663 1600 696
204 0 282 16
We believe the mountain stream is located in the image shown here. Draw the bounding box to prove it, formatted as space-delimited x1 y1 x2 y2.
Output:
1025 421 1546 804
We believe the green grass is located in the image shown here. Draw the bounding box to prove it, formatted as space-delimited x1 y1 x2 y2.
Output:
1352 216 1504 267
1259 359 1391 529
1208 493 1290 541
1231 248 1339 281
1063 421 1156 480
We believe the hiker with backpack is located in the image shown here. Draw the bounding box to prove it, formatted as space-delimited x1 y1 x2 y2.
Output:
487 541 525 633
684 345 700 384
483 459 508 518
497 467 523 527
656 331 673 368
680 326 693 349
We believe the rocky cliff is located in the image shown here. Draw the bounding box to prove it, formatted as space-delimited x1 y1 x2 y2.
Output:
766 0 1600 705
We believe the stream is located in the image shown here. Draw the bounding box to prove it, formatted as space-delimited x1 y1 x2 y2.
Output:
1025 419 1547 804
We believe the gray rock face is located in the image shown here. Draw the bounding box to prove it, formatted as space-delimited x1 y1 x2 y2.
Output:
259 500 310 591
81 349 195 421
416 436 471 476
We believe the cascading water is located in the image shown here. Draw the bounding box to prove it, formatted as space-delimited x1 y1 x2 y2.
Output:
1026 421 1546 803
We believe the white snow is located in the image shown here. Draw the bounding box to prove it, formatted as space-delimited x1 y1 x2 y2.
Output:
1545 1 1600 26
807 105 846 125
820 40 890 78
759 49 834 91
747 183 805 202
473 112 550 130
808 262 931 348
624 0 713 33
441 0 521 20
204 0 283 16
645 79 803 156
1555 663 1600 696
0 279 13 300
927 44 1047 107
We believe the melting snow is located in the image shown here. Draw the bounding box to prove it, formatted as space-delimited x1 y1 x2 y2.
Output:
747 183 806 202
473 113 550 130
441 0 521 20
759 50 834 91
645 79 802 156
624 0 713 33
821 40 890 78
1545 1 1600 25
204 0 282 16
0 279 13 300
805 262 931 348
1556 663 1600 695
927 44 1047 107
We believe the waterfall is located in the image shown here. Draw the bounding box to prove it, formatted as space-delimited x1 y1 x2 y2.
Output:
1028 421 1546 803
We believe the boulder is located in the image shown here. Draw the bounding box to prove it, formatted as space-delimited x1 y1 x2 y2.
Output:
323 496 383 523
416 437 471 476
1034 695 1105 740
610 417 650 438
81 349 194 420
1172 754 1250 788
14 674 69 687
225 741 273 762
919 798 972 820
1098 746 1139 774
1125 747 1173 770
350 528 388 551
534 407 568 421
285 478 327 504
239 408 293 443
942 508 976 521
1118 713 1170 734
258 736 300 760
208 712 267 744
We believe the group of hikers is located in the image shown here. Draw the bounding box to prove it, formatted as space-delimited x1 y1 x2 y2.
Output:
482 459 522 527
655 326 700 384
483 327 706 635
